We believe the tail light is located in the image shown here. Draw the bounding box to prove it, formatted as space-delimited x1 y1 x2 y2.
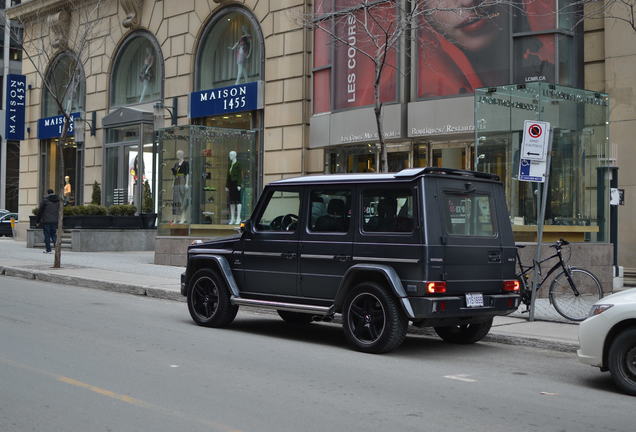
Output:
503 280 520 292
426 281 447 294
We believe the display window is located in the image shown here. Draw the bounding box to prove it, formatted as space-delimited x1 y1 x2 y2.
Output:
43 51 85 117
39 138 83 206
157 126 257 233
111 33 162 106
196 9 261 91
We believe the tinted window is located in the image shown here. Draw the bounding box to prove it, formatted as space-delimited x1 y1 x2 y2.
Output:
256 190 300 232
444 193 495 237
309 190 351 233
362 189 414 233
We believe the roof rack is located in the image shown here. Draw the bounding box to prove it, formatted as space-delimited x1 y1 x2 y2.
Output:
423 167 499 181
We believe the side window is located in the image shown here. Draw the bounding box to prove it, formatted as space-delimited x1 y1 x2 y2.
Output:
362 189 414 233
309 189 351 233
444 193 495 236
255 190 300 232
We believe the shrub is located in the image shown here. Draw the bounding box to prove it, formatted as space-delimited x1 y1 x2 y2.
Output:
32 207 39 216
63 206 78 216
108 204 137 216
91 181 101 205
76 204 108 215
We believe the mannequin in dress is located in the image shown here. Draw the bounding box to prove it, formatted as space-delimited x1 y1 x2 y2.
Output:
171 149 190 224
225 150 242 224
63 175 72 205
138 47 154 103
229 26 252 85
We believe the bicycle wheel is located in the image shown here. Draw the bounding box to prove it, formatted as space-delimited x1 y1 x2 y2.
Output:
549 267 603 321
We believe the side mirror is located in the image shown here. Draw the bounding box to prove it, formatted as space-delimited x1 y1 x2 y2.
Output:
239 219 251 234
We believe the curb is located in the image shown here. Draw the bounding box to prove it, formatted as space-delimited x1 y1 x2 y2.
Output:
1 266 577 352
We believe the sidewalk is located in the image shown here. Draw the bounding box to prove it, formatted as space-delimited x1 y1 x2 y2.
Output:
0 237 579 352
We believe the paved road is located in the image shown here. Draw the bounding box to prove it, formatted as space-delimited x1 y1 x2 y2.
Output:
1 277 633 432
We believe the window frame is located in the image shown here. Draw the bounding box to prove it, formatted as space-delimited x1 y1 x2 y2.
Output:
253 187 302 234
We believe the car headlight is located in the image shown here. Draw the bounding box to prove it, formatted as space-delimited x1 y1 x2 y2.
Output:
588 304 613 317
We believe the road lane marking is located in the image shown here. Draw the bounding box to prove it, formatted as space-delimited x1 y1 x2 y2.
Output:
443 374 478 383
0 355 242 432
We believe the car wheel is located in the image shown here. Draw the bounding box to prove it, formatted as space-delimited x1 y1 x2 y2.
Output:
608 328 636 396
187 269 238 327
342 282 408 354
277 310 314 325
434 317 493 344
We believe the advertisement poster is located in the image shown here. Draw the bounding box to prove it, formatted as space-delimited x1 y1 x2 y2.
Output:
417 0 556 98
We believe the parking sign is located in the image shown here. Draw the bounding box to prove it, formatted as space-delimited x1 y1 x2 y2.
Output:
521 120 550 161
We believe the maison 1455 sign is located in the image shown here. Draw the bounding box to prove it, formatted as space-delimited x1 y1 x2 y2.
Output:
5 74 26 140
189 81 263 119
37 112 80 139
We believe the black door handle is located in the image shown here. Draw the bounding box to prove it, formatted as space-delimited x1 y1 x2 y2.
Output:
281 252 297 260
334 255 350 262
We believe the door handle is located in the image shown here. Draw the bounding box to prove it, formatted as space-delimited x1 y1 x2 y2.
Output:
281 252 297 260
334 255 350 262
488 251 502 263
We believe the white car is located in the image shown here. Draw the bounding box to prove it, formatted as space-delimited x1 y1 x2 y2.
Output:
578 288 636 395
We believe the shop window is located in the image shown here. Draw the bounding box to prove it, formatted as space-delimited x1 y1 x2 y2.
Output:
111 34 161 106
196 10 261 91
43 52 85 117
326 144 377 173
157 126 258 233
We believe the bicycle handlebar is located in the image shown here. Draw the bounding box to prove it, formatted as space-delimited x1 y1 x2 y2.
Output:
550 238 570 249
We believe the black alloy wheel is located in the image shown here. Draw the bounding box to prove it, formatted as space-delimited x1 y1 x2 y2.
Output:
187 269 238 327
608 328 636 396
343 282 408 354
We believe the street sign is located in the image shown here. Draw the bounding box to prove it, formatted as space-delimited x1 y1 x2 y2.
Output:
518 158 547 183
521 120 550 161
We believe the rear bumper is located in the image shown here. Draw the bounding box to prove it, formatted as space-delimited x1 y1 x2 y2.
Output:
406 293 520 321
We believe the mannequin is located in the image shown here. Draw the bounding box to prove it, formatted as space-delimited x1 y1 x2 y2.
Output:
171 149 190 224
225 150 242 224
229 26 252 85
63 175 72 205
138 47 154 103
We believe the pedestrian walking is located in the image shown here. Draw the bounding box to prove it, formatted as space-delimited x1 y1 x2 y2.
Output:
37 189 60 254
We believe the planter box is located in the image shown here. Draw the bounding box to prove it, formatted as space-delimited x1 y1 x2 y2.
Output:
140 213 157 229
29 215 38 228
111 215 142 228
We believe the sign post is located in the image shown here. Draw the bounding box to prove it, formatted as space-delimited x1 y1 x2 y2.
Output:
517 120 552 321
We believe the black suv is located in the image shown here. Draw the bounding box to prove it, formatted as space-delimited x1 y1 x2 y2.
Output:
181 168 520 353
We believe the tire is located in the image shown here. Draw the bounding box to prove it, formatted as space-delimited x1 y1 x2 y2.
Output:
187 269 238 327
549 267 603 322
277 310 314 325
608 328 636 396
342 282 408 354
434 317 493 344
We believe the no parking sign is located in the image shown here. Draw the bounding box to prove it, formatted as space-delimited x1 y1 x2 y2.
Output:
521 120 550 161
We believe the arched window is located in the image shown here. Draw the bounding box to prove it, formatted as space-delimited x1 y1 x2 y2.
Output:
43 51 85 117
196 8 262 91
111 33 162 106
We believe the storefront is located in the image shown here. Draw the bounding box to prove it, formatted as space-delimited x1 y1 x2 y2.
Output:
475 83 610 243
38 52 85 204
310 0 582 173
155 6 264 238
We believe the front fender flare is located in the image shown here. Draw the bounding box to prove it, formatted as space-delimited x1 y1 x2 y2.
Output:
334 264 415 319
187 254 240 297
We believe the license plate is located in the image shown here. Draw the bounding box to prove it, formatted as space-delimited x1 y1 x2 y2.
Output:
466 293 484 308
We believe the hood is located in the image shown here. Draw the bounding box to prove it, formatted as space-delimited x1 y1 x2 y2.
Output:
188 235 241 253
599 288 636 305
47 194 60 203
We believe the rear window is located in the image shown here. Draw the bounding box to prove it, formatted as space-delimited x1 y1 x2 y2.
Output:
444 193 495 237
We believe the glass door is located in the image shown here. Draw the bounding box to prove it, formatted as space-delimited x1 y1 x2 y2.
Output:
430 142 472 170
104 124 144 209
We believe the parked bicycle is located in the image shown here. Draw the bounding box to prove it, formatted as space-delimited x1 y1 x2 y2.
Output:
516 239 603 321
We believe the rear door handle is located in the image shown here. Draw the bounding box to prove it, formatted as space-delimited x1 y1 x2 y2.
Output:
281 252 297 260
488 251 502 263
334 255 350 262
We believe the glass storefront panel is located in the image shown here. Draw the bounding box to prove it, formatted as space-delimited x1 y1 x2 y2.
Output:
39 139 80 205
157 126 257 234
43 52 85 117
111 35 161 106
197 11 261 90
475 83 610 242
326 144 377 174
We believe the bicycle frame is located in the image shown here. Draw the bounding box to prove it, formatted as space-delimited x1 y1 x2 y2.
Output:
516 246 579 300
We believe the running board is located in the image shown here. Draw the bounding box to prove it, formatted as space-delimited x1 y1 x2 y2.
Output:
230 296 333 316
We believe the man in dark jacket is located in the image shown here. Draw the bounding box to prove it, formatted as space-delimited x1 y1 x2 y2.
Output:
37 189 60 253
